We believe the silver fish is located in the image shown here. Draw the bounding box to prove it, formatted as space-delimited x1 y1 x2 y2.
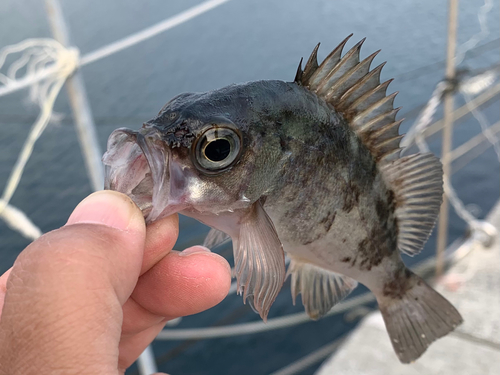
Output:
103 35 463 363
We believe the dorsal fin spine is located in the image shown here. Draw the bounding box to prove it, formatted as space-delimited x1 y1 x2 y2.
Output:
302 43 320 83
371 119 403 138
357 108 400 134
338 62 387 109
374 135 404 154
297 37 407 162
347 79 393 114
316 38 365 95
325 50 380 103
353 92 398 126
308 34 352 89
294 57 304 84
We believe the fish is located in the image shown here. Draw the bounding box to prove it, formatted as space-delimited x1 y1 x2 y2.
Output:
102 35 463 363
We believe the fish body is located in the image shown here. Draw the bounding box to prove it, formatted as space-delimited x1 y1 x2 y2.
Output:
103 36 462 363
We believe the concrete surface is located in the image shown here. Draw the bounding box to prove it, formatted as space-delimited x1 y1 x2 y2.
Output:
316 203 500 375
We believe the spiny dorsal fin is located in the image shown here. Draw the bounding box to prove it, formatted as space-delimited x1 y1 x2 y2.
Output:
288 258 358 320
296 37 401 163
380 153 443 256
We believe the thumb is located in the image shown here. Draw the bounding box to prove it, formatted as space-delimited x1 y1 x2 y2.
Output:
0 191 146 375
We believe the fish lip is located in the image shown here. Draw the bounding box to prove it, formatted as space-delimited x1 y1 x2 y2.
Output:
103 127 166 220
147 203 188 221
104 126 196 222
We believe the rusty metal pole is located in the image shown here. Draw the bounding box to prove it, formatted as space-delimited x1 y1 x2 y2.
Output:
436 0 459 278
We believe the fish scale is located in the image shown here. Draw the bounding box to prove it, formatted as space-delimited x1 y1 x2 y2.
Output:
103 36 463 364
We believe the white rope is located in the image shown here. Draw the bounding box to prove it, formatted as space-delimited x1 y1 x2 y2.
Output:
79 0 232 66
403 72 498 237
443 176 477 226
454 0 494 66
269 338 345 375
460 85 500 161
156 292 376 340
400 0 498 241
0 0 233 239
400 81 447 152
156 240 471 341
136 346 158 375
402 0 495 152
0 39 67 97
0 200 42 240
0 0 232 98
0 39 78 234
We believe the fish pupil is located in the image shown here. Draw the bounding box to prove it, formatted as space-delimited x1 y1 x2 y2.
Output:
204 139 231 162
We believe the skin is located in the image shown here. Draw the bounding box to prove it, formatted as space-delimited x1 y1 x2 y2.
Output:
103 76 460 363
0 191 231 375
105 80 404 317
144 80 402 292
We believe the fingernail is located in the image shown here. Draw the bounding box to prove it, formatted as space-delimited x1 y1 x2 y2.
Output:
66 190 144 231
179 245 211 256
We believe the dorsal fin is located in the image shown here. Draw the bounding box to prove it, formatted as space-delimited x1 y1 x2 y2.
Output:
296 37 402 163
295 38 444 257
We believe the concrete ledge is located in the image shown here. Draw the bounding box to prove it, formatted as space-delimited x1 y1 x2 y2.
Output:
316 206 500 375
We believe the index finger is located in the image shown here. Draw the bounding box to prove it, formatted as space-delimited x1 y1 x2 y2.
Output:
140 214 179 275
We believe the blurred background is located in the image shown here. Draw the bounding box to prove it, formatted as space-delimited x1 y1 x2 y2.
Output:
1 0 499 374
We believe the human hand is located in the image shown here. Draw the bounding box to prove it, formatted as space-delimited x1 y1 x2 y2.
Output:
0 191 231 375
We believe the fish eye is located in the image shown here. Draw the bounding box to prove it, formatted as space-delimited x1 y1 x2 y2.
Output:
193 126 242 174
204 139 231 162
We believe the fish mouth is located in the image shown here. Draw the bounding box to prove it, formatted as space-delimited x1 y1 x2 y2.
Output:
103 127 187 222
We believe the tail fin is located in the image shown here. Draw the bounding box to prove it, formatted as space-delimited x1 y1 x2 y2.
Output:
377 271 463 363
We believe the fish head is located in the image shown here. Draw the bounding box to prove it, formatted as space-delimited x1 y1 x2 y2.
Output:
103 88 290 320
102 90 282 224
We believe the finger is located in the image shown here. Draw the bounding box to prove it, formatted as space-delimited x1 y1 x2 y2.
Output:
131 246 231 318
121 246 231 335
117 319 167 372
117 246 231 368
141 214 179 275
0 191 146 375
0 267 12 318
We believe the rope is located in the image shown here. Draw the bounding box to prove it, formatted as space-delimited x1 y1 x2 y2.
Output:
451 121 500 172
0 0 232 239
0 40 78 221
454 0 494 66
79 0 231 66
460 85 500 161
400 81 448 152
401 0 499 244
155 234 473 341
0 0 232 98
155 293 376 340
269 337 345 375
0 200 42 240
402 71 499 242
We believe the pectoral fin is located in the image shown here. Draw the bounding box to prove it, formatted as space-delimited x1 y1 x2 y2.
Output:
234 201 286 321
203 228 231 249
288 258 358 320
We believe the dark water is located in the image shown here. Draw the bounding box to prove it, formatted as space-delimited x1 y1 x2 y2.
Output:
1 0 499 374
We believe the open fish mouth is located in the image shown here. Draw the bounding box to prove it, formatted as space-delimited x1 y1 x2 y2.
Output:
103 127 186 222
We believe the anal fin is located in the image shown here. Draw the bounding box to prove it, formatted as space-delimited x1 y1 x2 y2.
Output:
288 259 358 320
